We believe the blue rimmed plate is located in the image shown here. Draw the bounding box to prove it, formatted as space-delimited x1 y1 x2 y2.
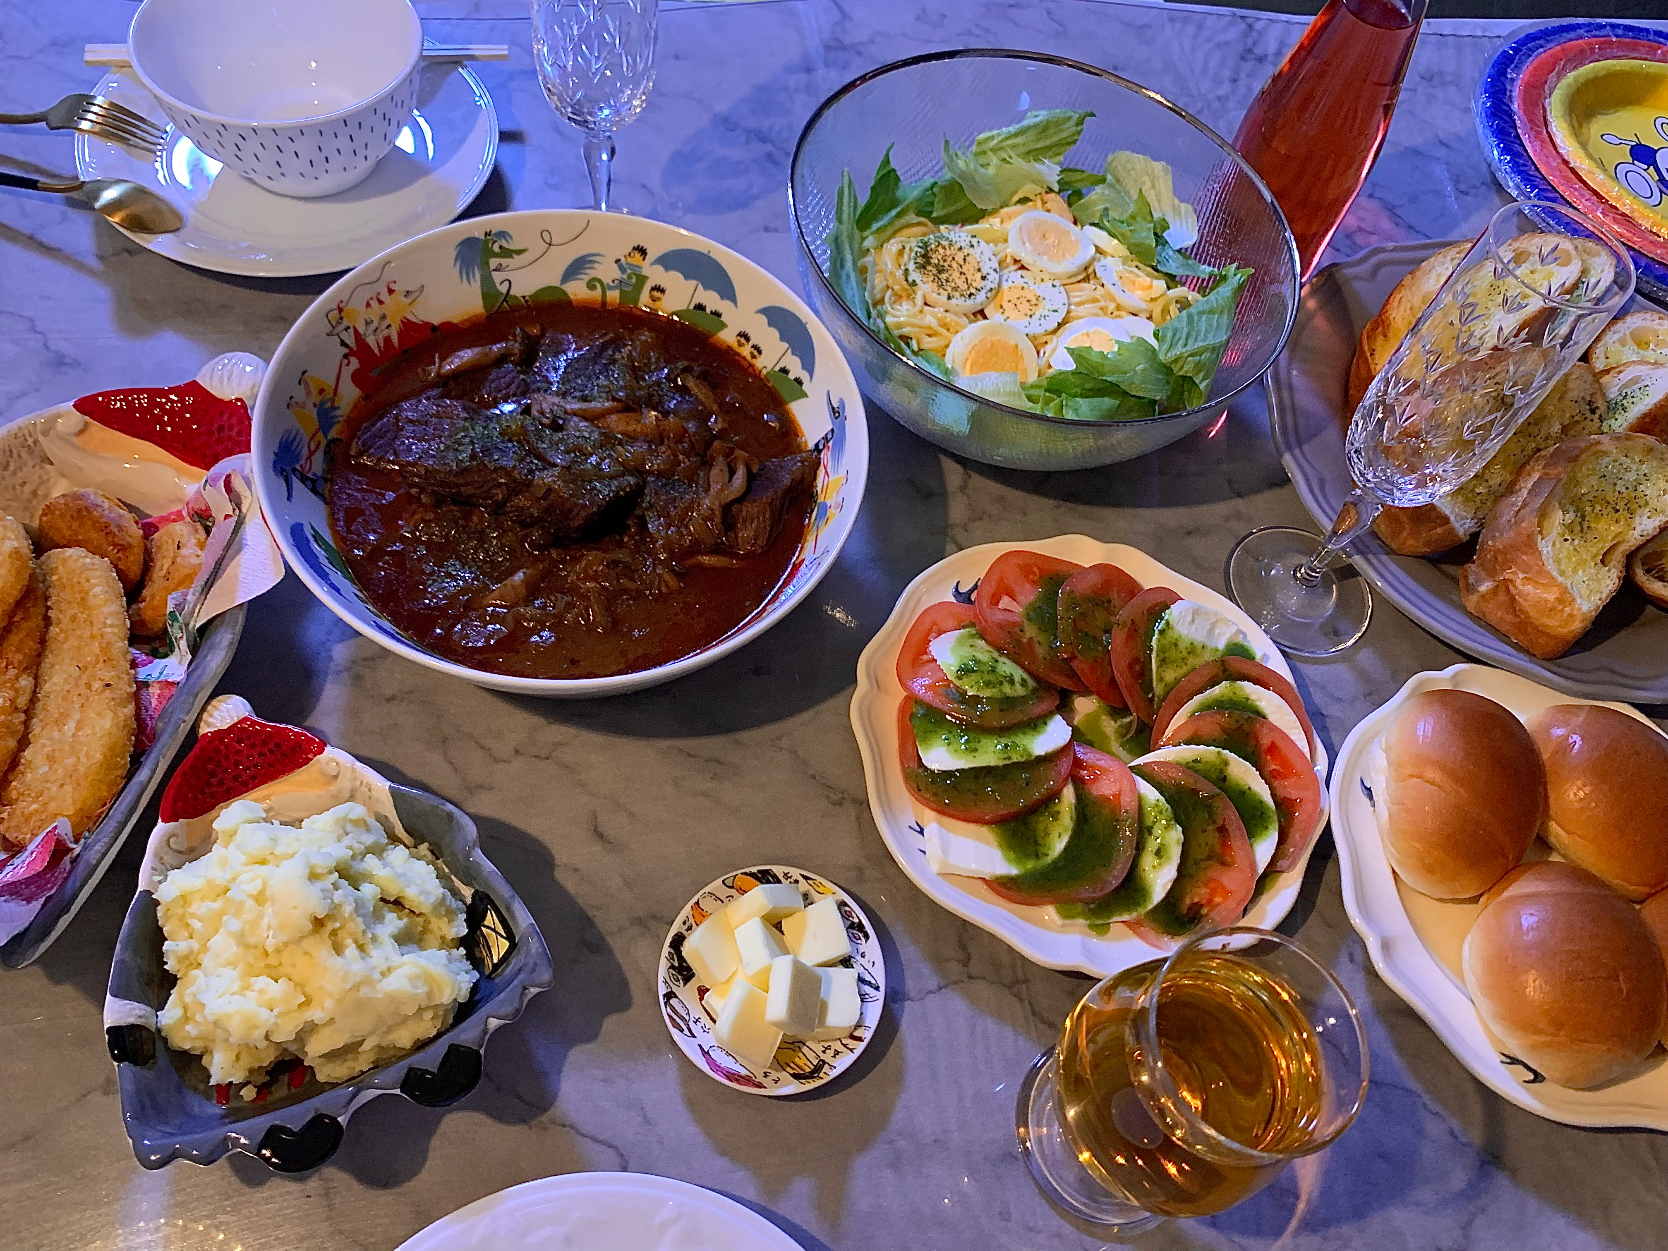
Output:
1475 20 1668 302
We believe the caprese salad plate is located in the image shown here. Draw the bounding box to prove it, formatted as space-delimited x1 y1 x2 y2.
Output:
1329 663 1668 1131
852 536 1330 977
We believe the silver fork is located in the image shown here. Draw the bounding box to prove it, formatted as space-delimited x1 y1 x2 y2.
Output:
0 93 167 155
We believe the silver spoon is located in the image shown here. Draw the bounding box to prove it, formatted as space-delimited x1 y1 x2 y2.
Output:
0 170 182 233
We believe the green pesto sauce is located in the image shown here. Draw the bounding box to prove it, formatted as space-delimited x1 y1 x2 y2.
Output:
938 628 1039 700
991 783 1074 872
910 702 1057 769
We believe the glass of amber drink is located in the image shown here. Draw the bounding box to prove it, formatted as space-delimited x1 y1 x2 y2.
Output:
1017 928 1369 1231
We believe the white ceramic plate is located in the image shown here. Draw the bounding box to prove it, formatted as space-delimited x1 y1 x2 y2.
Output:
74 58 497 277
658 865 884 1097
1330 662 1668 1129
851 535 1330 978
395 1172 801 1251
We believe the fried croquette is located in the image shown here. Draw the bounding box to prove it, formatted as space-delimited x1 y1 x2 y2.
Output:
0 549 134 848
38 489 146 592
129 518 206 638
0 512 33 624
0 568 45 786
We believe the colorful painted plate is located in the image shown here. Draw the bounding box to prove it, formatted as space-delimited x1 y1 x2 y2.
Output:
396 1173 803 1251
1269 239 1668 702
658 865 884 1097
1548 59 1668 237
74 53 497 278
1330 662 1668 1130
850 536 1329 979
1476 19 1668 301
1514 37 1668 266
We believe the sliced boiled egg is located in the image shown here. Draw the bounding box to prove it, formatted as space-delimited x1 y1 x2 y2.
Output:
1047 316 1157 372
1094 258 1169 315
905 231 1001 314
1007 210 1096 280
1083 224 1124 256
984 273 1069 336
947 320 1040 383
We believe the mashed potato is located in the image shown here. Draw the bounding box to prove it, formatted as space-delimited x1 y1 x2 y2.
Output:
155 800 478 1090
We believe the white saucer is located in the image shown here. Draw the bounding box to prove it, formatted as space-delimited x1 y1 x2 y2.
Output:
74 60 497 278
395 1172 802 1251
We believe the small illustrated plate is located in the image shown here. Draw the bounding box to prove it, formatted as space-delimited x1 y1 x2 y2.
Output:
1547 58 1668 239
850 535 1328 978
658 865 884 1097
1330 662 1668 1130
396 1172 802 1251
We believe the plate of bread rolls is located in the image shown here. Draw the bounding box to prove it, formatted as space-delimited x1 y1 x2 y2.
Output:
1332 662 1668 1128
1270 238 1668 701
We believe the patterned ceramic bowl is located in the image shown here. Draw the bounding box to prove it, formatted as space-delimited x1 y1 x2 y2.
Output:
127 0 422 198
252 209 868 697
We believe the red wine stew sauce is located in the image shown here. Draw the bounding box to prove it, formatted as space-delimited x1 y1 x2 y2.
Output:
328 304 816 679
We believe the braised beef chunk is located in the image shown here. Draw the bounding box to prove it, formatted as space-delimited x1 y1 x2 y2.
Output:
640 477 725 563
725 452 819 554
352 392 643 537
441 360 532 408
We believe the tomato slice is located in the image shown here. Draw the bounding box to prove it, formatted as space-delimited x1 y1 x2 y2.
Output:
987 743 1141 906
897 699 1072 824
1160 709 1324 874
1124 760 1255 947
1150 657 1318 759
1109 587 1180 723
897 601 1060 729
973 551 1088 691
1057 563 1144 707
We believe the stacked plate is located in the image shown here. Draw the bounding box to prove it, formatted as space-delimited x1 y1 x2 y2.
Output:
1476 20 1668 301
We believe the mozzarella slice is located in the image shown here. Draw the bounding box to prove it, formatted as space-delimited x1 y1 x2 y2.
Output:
915 712 1071 772
947 320 1039 382
1150 600 1257 707
1169 680 1312 763
1007 210 1096 280
984 273 1069 336
924 823 1016 878
1135 745 1280 874
905 230 1000 314
928 626 1039 699
1047 316 1157 372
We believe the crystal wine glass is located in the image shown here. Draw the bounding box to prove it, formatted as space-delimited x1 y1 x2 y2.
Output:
531 0 659 212
1228 200 1634 656
1016 928 1369 1232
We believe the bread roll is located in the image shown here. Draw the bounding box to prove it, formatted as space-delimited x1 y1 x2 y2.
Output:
1527 704 1668 901
1631 529 1668 609
1381 689 1544 899
1464 861 1665 1089
1460 433 1668 659
1640 890 1668 1046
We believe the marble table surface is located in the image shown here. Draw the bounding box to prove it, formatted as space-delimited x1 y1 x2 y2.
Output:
2 2 1666 1249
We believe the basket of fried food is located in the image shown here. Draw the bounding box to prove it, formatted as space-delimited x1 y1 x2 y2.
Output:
1347 245 1668 661
0 354 283 967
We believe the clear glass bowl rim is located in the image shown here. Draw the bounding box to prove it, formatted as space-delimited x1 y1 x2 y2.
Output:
786 47 1303 431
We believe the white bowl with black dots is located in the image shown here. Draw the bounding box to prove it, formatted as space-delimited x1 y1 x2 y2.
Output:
128 0 423 198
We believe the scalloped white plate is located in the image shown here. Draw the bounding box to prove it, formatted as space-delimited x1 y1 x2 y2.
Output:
1330 662 1668 1129
851 535 1329 977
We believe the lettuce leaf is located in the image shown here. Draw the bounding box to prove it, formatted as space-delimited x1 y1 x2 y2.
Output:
971 109 1093 166
827 170 867 317
1067 339 1176 402
958 370 1031 408
1058 166 1107 202
854 146 937 244
1095 193 1161 268
942 139 1059 212
1104 151 1198 248
1154 265 1250 408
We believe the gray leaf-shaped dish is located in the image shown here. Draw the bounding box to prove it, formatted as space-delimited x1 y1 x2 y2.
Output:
105 784 553 1172
1268 238 1668 703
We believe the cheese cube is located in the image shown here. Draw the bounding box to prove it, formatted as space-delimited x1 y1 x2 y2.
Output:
726 882 805 928
704 973 738 1020
684 912 740 987
713 979 782 1070
734 916 787 989
812 966 862 1041
764 955 822 1036
781 896 850 967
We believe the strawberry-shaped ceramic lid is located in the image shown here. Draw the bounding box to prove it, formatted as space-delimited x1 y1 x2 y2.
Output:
157 697 326 823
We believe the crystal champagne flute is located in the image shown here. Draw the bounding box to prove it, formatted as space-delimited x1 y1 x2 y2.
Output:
531 0 659 212
1016 928 1369 1232
1227 200 1634 656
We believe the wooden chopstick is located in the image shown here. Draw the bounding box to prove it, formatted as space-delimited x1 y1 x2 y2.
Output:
83 43 510 67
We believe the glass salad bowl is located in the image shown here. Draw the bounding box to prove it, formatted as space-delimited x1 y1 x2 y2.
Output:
789 50 1300 471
